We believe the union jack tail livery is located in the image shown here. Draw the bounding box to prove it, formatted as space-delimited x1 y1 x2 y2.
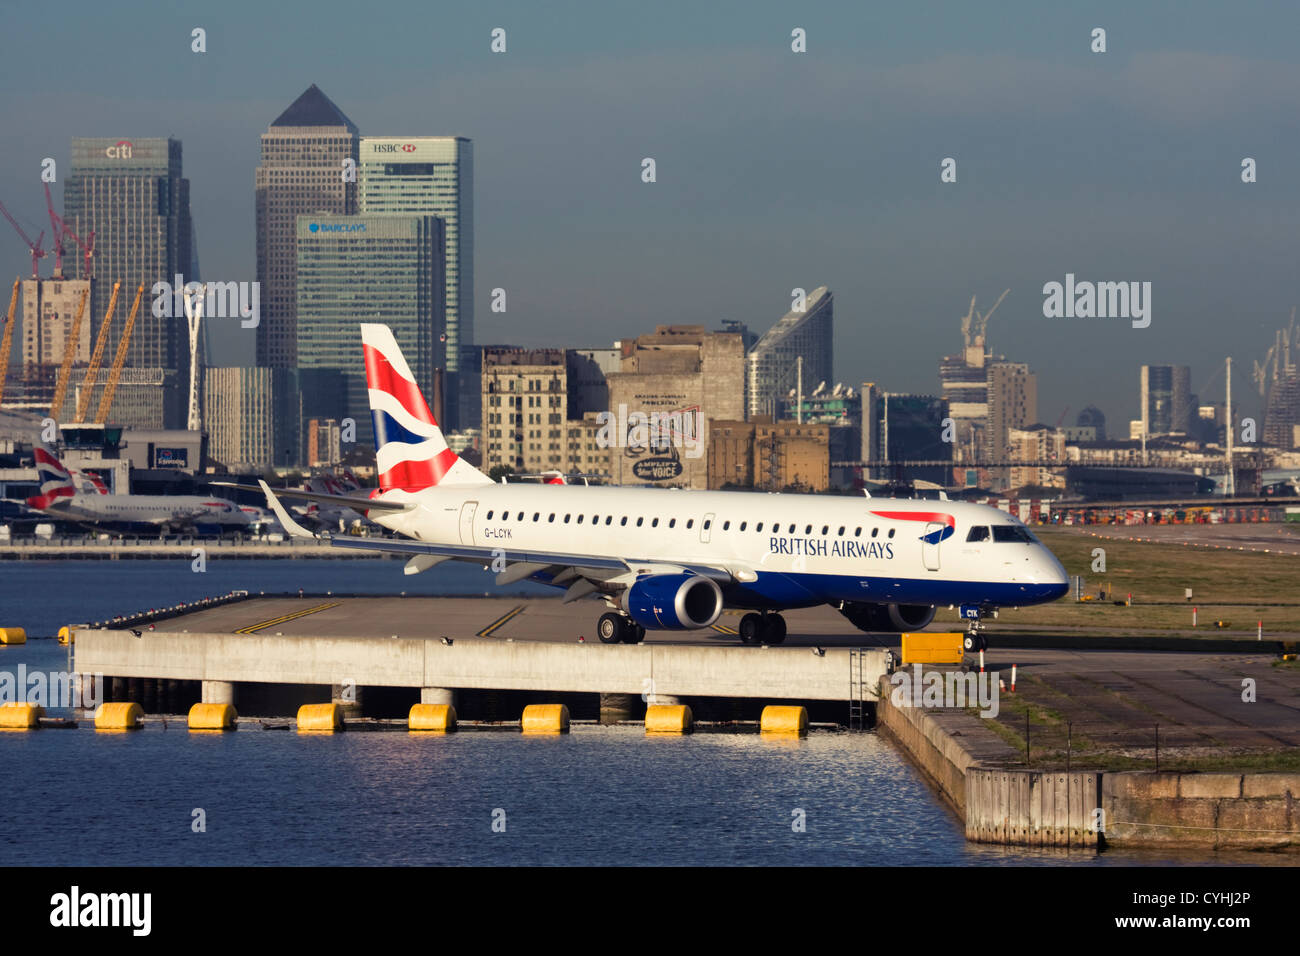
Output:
361 324 490 490
28 442 76 510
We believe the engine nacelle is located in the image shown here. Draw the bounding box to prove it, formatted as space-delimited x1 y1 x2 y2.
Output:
623 573 724 630
838 601 936 633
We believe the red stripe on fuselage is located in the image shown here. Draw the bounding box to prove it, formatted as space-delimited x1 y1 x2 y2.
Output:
869 510 955 528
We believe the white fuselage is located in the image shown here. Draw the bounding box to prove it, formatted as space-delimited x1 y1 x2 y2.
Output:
35 494 251 528
370 483 1069 609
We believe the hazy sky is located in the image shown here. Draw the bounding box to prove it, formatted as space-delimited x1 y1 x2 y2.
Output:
4 0 1299 431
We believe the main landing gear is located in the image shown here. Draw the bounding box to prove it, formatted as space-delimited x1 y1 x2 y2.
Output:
598 612 645 645
739 612 787 646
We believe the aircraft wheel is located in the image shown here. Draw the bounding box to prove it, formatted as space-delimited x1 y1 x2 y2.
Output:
964 633 976 652
598 613 625 644
622 622 645 644
738 613 764 645
766 614 787 645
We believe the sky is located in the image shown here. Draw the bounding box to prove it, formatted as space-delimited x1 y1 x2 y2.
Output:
3 0 1300 432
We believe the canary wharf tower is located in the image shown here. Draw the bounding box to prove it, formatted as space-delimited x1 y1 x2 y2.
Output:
255 85 358 368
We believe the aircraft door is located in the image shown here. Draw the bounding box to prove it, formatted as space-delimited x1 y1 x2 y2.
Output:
459 501 478 545
700 512 715 544
922 522 942 571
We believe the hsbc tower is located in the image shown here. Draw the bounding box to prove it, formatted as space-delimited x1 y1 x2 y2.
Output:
359 136 475 430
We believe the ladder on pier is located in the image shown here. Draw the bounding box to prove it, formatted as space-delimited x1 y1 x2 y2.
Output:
848 647 869 731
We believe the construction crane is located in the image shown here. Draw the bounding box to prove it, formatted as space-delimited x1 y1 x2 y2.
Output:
44 182 94 279
0 279 18 407
75 280 120 422
0 201 46 279
94 283 144 424
960 289 1010 352
49 285 90 420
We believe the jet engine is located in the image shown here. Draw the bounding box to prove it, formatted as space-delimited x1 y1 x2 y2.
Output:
837 601 936 633
623 573 724 630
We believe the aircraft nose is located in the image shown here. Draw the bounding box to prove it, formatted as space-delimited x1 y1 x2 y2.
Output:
1037 548 1070 599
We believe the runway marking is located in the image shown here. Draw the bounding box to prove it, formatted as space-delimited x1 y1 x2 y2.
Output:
711 624 738 634
236 602 341 634
477 604 525 637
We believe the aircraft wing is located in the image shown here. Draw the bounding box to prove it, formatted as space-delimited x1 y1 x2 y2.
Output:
212 481 412 513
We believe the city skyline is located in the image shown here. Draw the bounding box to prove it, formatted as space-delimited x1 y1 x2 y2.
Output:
4 1 1300 434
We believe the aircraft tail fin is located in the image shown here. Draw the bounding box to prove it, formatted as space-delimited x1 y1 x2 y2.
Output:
27 440 76 510
361 324 491 490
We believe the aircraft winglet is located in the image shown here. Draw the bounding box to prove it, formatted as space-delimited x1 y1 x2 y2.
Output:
258 479 318 540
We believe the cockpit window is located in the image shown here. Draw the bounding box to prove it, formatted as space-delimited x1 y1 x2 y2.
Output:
966 526 989 542
992 525 1035 544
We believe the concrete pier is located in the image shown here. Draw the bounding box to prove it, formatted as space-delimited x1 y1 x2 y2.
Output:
202 680 235 705
76 627 889 708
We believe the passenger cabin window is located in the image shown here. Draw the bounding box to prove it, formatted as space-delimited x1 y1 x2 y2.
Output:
621 517 628 526
533 513 540 521
756 522 763 532
652 518 659 527
992 525 1035 544
739 521 747 531
549 513 555 522
837 526 844 535
637 517 644 527
805 524 812 534
966 526 990 542
788 524 795 533
687 519 694 529
703 519 712 530
821 525 829 535
669 519 676 528
871 528 878 538
486 510 494 519
564 514 571 523
854 527 861 536
605 516 613 525
577 515 584 524
723 521 730 530
887 528 895 538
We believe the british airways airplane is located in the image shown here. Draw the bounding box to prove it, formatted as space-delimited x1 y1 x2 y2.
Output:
253 325 1069 650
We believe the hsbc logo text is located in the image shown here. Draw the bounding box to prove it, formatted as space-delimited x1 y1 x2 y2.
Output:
371 143 417 153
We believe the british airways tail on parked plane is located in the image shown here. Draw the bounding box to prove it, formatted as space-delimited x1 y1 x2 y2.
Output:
258 324 1070 649
28 442 76 510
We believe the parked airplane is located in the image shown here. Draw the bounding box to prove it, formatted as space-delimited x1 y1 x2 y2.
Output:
251 325 1069 649
25 443 254 532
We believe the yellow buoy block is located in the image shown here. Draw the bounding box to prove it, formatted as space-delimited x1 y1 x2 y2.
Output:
409 703 457 732
58 626 73 646
188 702 237 731
0 627 27 645
95 702 143 730
645 704 693 735
760 705 808 736
0 703 44 729
521 703 569 734
297 702 343 732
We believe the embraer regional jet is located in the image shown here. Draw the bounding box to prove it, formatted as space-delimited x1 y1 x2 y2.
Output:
253 325 1070 649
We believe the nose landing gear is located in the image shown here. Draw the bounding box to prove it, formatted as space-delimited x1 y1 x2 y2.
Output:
961 604 993 652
